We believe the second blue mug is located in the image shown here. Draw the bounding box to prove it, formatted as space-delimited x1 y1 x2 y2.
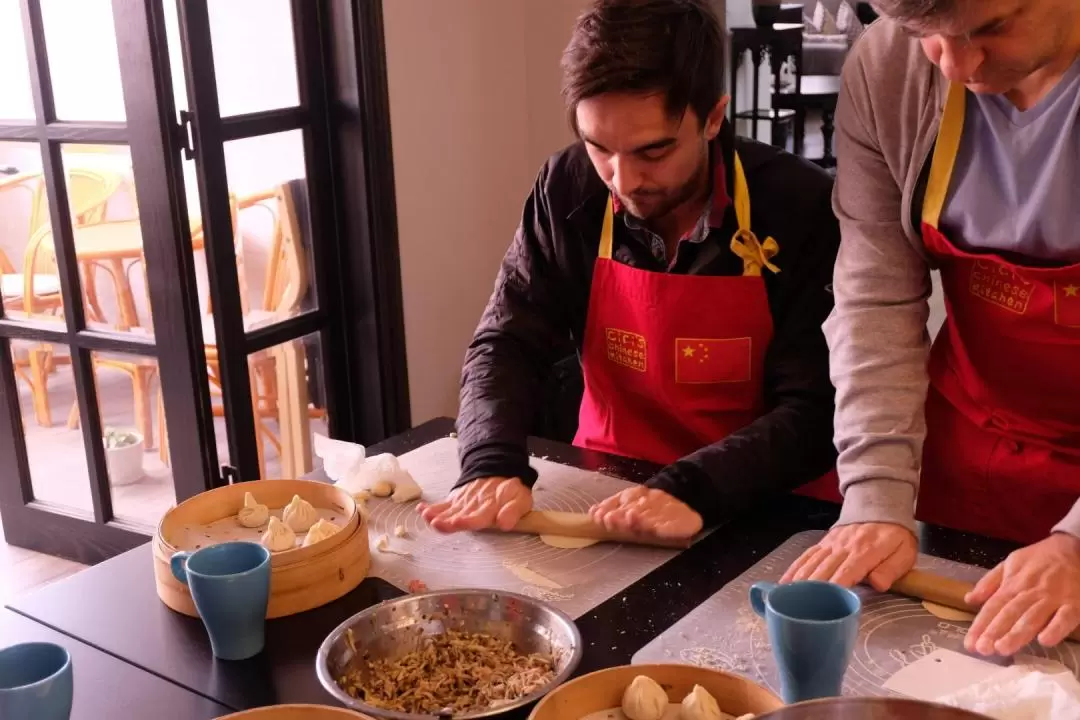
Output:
171 541 271 661
750 580 860 703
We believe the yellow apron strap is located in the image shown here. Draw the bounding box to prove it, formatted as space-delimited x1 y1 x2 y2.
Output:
731 151 780 276
923 82 967 229
599 197 615 260
733 152 752 233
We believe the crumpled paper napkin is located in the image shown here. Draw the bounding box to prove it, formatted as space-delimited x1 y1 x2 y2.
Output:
935 663 1080 720
312 433 421 502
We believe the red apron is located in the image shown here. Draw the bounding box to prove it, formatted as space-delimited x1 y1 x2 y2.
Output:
917 82 1080 545
574 153 841 500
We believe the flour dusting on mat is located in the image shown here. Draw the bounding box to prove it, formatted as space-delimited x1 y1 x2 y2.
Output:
503 561 563 589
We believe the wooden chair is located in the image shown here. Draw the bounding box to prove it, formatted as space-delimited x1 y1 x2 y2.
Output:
2 170 123 427
159 183 315 478
66 196 238 451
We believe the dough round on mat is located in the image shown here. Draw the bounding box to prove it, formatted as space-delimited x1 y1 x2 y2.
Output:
922 600 976 622
622 675 668 720
539 534 599 549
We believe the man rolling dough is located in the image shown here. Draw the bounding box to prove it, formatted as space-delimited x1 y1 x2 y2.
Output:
420 0 839 540
783 0 1080 657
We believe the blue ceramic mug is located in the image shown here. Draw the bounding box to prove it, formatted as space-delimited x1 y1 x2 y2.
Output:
0 641 73 720
171 541 271 661
750 580 860 703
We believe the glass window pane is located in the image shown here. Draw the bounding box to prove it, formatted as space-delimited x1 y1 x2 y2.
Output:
16 342 93 515
0 0 35 121
209 0 300 117
249 332 327 479
58 144 151 337
39 0 125 122
0 143 61 325
224 131 317 319
91 350 174 531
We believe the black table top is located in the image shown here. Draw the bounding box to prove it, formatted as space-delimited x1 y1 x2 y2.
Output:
6 418 1022 717
0 608 230 719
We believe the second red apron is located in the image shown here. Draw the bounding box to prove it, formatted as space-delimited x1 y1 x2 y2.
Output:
574 153 840 502
917 83 1080 545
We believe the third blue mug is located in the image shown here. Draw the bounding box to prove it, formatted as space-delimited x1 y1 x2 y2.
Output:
750 580 860 703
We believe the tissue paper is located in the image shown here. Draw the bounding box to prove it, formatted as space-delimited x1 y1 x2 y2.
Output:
935 664 1080 720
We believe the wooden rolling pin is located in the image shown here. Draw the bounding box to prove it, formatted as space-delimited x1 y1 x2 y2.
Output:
502 510 693 549
892 568 1080 644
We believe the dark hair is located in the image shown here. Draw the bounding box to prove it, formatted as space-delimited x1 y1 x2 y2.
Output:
561 0 726 133
871 0 960 21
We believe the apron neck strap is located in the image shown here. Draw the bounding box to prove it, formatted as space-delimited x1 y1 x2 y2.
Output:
923 81 967 229
598 150 756 262
599 194 616 259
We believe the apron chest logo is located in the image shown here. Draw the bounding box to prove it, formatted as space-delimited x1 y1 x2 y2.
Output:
605 328 647 372
675 337 752 385
968 260 1032 315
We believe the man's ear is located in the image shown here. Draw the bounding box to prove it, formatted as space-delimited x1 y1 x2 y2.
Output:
704 96 730 140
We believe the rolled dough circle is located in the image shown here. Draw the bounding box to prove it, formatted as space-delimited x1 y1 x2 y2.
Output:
540 534 600 549
922 600 976 622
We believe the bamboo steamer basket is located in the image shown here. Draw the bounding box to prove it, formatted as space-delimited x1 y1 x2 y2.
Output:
528 663 783 719
215 705 374 719
153 479 371 619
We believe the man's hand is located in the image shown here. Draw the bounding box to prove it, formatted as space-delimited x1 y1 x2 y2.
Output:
588 487 703 539
419 477 532 533
964 533 1080 657
781 522 918 591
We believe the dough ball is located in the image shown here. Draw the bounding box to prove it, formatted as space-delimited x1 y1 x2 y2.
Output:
622 675 668 720
371 479 393 498
680 684 722 720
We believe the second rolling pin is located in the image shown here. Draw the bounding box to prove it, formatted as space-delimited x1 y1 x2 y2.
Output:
891 568 1080 644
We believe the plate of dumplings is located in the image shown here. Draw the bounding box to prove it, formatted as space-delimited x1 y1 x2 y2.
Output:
154 479 370 619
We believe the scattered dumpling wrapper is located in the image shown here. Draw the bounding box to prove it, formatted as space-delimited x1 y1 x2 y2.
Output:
282 494 318 533
303 519 340 547
261 516 296 552
236 491 269 528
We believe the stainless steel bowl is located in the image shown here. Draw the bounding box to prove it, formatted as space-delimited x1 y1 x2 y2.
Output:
315 588 582 719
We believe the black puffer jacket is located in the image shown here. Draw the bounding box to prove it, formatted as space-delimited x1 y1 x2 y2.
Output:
455 124 839 526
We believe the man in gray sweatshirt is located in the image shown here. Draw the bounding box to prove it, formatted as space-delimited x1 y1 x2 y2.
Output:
783 0 1080 657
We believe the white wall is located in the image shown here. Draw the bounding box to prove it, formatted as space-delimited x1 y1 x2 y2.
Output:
384 0 587 424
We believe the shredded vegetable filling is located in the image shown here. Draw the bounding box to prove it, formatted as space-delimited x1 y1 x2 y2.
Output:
337 630 556 714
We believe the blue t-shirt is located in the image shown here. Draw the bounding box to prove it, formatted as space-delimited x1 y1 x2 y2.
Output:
941 59 1080 265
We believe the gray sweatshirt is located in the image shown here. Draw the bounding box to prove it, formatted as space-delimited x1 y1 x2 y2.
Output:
827 18 1080 538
